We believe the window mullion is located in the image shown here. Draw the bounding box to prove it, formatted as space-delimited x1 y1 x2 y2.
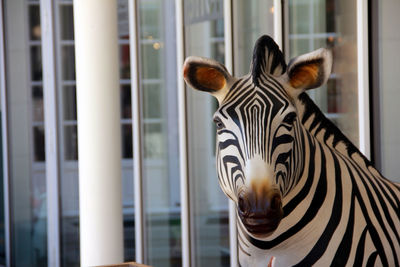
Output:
0 1 11 266
129 0 145 263
357 0 370 158
223 1 238 267
175 0 191 266
40 0 61 266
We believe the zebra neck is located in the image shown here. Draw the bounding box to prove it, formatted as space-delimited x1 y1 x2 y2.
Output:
294 92 372 169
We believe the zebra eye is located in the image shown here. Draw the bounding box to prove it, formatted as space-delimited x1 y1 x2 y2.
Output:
283 112 297 125
213 117 225 130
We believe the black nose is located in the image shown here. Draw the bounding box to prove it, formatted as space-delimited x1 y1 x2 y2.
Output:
238 190 283 237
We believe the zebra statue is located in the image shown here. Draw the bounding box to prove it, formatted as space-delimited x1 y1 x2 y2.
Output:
183 35 400 266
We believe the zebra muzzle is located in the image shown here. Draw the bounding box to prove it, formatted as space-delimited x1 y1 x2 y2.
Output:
237 188 283 238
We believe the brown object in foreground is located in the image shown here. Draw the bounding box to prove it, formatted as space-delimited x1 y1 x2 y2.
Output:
94 262 151 267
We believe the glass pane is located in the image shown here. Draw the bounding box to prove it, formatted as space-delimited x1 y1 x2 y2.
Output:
140 43 161 79
233 0 275 76
138 0 181 265
33 126 46 161
60 5 74 40
143 83 161 119
184 0 230 265
61 45 76 80
58 2 80 265
31 45 42 81
29 4 41 40
32 86 44 122
121 124 133 159
289 0 359 145
63 86 77 121
121 85 132 119
120 44 131 79
118 0 129 39
139 1 161 39
143 123 163 159
0 119 4 265
289 2 310 34
5 0 48 265
377 1 400 179
64 125 78 160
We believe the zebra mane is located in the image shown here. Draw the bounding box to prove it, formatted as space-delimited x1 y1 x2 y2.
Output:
298 92 372 167
251 35 286 86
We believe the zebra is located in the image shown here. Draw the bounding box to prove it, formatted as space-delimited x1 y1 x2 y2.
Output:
183 35 400 266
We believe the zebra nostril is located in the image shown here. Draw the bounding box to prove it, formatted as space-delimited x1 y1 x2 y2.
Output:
238 193 249 215
270 195 282 211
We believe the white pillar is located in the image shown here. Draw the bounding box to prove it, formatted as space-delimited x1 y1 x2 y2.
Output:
73 1 123 266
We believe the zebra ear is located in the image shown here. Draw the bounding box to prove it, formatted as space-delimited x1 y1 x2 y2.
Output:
251 35 287 82
287 48 332 93
183 56 233 103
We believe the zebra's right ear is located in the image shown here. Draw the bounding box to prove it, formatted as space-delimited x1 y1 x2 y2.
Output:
183 56 233 103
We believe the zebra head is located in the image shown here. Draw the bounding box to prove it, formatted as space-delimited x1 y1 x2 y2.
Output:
183 35 332 238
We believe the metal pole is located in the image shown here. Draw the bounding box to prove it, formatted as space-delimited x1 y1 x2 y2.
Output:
175 0 191 266
0 1 10 265
74 0 123 266
129 0 145 263
273 0 283 48
357 0 371 158
223 0 238 266
39 0 61 266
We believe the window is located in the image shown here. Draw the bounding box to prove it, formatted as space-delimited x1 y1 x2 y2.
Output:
288 0 360 146
184 0 230 265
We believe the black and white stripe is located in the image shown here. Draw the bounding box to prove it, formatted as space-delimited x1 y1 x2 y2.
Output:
213 61 400 266
184 35 400 266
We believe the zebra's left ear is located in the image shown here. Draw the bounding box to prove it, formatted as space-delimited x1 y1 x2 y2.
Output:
287 48 332 95
183 56 233 103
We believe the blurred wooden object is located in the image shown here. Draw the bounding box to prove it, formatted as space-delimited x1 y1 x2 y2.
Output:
95 262 151 267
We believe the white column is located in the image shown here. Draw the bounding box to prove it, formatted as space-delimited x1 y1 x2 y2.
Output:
73 1 123 266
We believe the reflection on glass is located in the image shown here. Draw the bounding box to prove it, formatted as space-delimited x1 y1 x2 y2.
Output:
184 0 230 265
138 0 181 266
120 44 131 79
29 4 41 40
121 85 132 119
60 5 74 40
33 126 46 162
63 86 77 121
233 0 275 76
139 2 160 39
64 126 78 161
61 45 76 80
143 123 163 159
289 0 359 145
31 45 42 81
6 0 48 265
32 86 44 122
58 3 79 266
143 84 161 119
121 124 133 159
140 43 161 79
